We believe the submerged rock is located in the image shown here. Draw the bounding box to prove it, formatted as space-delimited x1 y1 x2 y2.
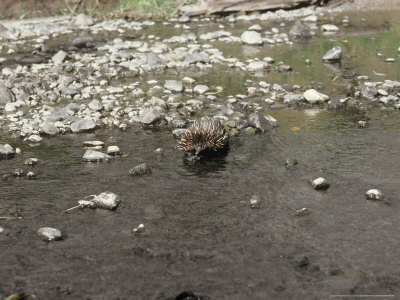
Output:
129 163 151 176
37 227 62 241
295 208 310 216
248 112 274 132
82 150 110 162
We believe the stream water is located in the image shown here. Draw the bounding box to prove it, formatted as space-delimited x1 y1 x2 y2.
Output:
1 9 400 300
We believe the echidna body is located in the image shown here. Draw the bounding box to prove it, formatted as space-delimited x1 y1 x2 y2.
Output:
178 117 229 161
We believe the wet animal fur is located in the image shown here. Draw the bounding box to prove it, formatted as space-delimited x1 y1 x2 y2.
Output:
178 117 229 161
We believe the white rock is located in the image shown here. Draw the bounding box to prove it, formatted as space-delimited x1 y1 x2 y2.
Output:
82 150 110 162
91 192 120 210
248 24 262 32
303 89 329 104
132 223 145 233
365 189 383 200
37 227 62 241
27 135 42 143
107 145 121 155
193 85 209 95
311 177 330 190
321 24 339 31
241 31 263 45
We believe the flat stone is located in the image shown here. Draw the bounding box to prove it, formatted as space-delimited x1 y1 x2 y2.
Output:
72 36 94 48
83 141 104 148
247 61 269 71
184 52 210 64
323 46 342 62
193 85 210 95
284 94 305 104
24 158 39 166
52 50 68 64
71 118 96 133
27 135 42 143
248 24 262 32
241 31 263 45
37 227 62 241
82 150 110 162
164 80 183 92
321 24 339 31
303 89 329 104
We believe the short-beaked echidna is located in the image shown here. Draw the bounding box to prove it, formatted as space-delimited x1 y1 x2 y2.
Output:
178 117 229 161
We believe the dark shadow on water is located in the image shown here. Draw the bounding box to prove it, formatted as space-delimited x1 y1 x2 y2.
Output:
182 155 228 177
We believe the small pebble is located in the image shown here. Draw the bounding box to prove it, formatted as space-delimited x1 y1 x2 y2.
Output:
0 226 4 233
285 158 298 169
132 224 145 233
15 148 21 154
295 208 310 216
249 195 261 208
13 169 26 177
311 177 330 190
27 171 37 179
24 158 39 166
37 227 62 241
365 189 383 200
358 120 367 128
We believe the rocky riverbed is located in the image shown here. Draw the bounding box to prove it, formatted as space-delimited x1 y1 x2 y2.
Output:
1 5 400 300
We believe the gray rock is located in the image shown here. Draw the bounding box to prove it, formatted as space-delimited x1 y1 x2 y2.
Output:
383 80 400 89
284 94 305 104
289 21 312 37
172 128 188 138
171 119 187 128
37 227 62 241
247 61 269 71
0 83 15 104
164 80 183 92
66 103 81 113
41 122 60 135
193 85 210 95
74 14 93 27
0 144 15 159
91 192 120 210
52 50 68 64
241 31 263 45
248 112 273 133
365 189 383 200
322 46 342 62
311 177 330 190
46 108 73 122
82 150 110 162
303 89 329 104
184 52 210 64
61 87 79 96
146 52 167 68
361 87 378 99
71 118 96 133
138 108 163 125
72 36 94 48
88 99 103 111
